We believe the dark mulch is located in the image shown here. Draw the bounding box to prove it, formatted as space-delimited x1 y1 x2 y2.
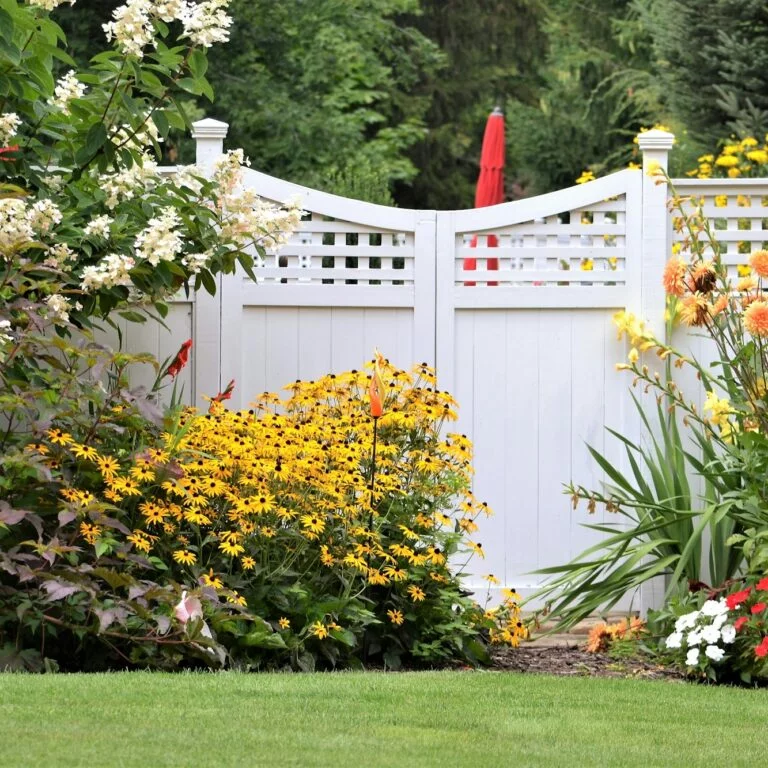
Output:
489 644 686 681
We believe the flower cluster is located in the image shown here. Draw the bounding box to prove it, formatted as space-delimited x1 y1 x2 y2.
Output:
688 136 768 180
586 617 645 653
80 253 135 291
664 599 735 668
0 112 21 145
35 358 525 665
103 0 232 58
98 157 159 209
49 70 87 115
134 208 183 266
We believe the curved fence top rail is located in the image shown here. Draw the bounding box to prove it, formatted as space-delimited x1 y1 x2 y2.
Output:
239 167 639 233
241 168 419 231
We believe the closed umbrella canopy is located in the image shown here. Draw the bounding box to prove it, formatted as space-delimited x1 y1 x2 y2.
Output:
465 107 505 285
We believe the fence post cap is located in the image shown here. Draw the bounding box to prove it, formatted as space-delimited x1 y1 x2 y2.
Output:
191 118 230 139
636 129 675 151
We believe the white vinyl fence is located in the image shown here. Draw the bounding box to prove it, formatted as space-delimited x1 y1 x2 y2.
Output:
132 119 768 607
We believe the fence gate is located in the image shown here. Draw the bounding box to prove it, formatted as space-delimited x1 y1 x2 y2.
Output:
145 121 703 606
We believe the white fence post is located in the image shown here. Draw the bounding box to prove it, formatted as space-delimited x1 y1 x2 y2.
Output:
637 129 675 339
637 128 675 615
190 118 230 407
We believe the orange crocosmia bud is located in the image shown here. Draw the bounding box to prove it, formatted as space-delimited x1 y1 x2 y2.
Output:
166 339 192 379
369 351 385 418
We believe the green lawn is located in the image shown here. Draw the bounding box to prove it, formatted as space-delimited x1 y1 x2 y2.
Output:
1 671 766 767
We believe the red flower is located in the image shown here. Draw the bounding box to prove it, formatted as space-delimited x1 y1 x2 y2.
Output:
166 339 192 379
735 616 749 632
726 587 752 609
0 145 19 162
755 637 768 658
212 379 235 403
752 602 767 615
756 577 768 592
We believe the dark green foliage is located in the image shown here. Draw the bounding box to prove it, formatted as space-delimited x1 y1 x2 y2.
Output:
651 0 768 146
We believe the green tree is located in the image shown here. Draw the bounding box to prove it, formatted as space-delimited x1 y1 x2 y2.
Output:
57 0 443 202
650 0 768 146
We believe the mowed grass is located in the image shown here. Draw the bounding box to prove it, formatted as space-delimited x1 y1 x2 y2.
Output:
2 671 767 767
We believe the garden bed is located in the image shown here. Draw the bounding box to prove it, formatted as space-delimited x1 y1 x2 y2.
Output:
489 644 685 681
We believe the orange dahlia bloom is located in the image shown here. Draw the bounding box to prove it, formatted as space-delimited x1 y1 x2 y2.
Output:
710 294 728 317
680 294 709 326
663 257 687 297
744 300 768 336
749 249 768 278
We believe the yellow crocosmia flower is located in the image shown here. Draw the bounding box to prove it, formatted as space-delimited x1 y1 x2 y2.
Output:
628 347 639 364
387 609 404 626
703 391 735 431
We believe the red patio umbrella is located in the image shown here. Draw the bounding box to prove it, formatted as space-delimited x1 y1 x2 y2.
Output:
465 106 505 286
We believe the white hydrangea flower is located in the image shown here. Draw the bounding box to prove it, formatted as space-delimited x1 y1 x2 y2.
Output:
720 624 736 644
0 113 21 145
28 199 62 234
674 611 700 633
49 70 87 115
154 0 186 22
99 155 158 209
28 0 75 9
42 174 66 192
665 631 683 649
134 208 183 266
111 116 162 151
685 648 700 666
181 0 232 47
80 253 135 291
701 624 721 644
45 293 72 323
705 645 725 662
0 319 12 346
103 0 155 58
43 242 75 268
0 198 34 253
700 599 728 617
83 215 113 239
174 164 205 195
181 251 209 274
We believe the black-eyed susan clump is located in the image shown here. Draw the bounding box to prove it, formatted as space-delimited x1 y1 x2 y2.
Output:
7 356 526 671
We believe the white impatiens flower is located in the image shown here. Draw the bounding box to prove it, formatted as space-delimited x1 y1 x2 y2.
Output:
720 624 736 644
701 624 721 645
705 645 725 662
0 113 21 145
674 611 700 633
49 70 87 115
700 599 728 617
685 648 700 666
181 0 232 47
45 293 72 323
687 630 702 646
83 215 113 239
665 631 683 649
134 208 183 266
